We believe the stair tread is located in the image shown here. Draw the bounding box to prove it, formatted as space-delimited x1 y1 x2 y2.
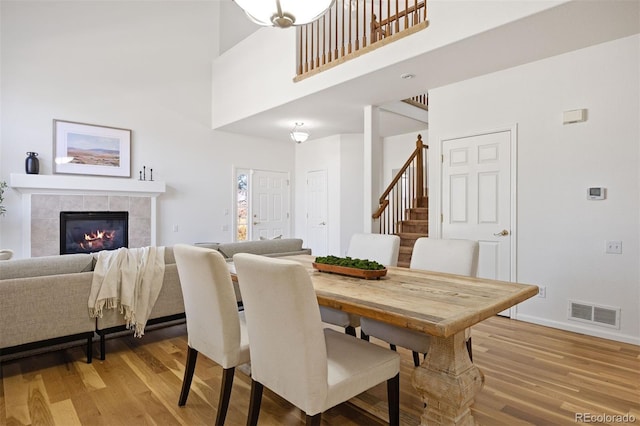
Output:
398 232 428 238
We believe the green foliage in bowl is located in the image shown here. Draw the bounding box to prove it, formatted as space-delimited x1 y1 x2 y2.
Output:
314 255 385 271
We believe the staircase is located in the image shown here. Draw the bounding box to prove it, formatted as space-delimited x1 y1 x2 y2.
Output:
373 135 428 267
397 197 428 267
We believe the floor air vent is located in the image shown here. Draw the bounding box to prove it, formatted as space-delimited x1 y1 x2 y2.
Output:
568 300 620 329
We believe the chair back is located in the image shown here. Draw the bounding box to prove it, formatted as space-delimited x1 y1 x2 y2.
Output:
347 233 400 267
410 238 479 276
233 253 328 414
174 244 243 368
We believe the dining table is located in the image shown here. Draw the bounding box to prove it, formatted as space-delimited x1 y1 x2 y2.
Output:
229 254 539 426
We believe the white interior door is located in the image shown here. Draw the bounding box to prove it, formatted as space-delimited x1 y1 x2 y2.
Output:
441 129 515 316
306 169 328 256
250 170 290 240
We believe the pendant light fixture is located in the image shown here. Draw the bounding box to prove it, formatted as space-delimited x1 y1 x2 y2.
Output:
290 122 309 143
234 0 335 28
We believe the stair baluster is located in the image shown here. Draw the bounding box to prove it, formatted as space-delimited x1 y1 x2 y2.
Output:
372 135 428 267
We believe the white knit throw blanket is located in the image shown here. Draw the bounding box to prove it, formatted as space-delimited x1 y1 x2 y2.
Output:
88 246 166 337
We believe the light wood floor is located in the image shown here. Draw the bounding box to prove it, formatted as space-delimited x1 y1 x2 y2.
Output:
1 316 639 425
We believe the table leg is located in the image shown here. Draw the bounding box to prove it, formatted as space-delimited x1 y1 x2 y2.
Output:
412 331 484 425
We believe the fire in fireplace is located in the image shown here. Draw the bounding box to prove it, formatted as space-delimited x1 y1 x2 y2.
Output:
60 211 128 255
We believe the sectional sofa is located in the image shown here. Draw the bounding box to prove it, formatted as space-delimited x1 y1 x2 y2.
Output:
0 238 311 363
0 248 182 363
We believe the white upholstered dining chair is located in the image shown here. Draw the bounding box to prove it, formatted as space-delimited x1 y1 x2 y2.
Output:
233 253 400 426
360 237 479 366
319 233 400 337
174 244 250 426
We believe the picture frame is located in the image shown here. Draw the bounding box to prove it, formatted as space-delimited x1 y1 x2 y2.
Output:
53 119 131 177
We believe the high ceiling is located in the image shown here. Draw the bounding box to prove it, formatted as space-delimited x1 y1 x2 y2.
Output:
216 0 639 143
217 0 430 142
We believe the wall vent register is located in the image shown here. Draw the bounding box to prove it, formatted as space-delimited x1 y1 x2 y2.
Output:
568 300 620 329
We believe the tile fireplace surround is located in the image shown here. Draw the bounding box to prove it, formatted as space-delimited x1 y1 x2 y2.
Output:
10 174 166 258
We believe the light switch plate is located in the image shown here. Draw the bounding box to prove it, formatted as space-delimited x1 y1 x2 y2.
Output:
606 241 622 254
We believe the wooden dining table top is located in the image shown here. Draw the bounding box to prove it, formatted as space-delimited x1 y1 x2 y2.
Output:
229 254 539 338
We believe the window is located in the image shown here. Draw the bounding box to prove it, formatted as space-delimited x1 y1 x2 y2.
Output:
236 172 248 241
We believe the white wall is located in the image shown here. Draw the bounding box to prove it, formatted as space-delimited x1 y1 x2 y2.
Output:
0 1 294 255
383 130 428 186
295 134 364 256
428 35 640 344
340 134 365 253
213 1 620 129
293 131 422 256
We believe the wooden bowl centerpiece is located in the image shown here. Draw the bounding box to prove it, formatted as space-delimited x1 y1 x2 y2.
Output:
312 255 387 280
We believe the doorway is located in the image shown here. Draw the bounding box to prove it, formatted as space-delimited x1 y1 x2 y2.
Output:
440 127 517 316
235 168 291 241
305 169 328 256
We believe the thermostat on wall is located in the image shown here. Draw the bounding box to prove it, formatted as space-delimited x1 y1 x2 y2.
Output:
587 187 606 200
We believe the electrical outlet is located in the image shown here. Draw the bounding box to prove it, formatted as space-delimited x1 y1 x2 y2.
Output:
538 286 546 298
172 224 179 232
606 240 622 254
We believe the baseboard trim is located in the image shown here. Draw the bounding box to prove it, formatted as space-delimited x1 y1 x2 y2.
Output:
514 313 640 345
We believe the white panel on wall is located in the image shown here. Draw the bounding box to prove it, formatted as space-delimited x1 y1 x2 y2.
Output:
450 174 468 223
478 172 498 223
478 143 499 163
450 148 468 165
258 193 268 220
272 194 283 221
478 240 500 280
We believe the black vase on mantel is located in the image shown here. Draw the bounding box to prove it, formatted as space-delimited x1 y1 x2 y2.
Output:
25 152 39 174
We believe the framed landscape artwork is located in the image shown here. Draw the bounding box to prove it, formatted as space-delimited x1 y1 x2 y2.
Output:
53 120 131 177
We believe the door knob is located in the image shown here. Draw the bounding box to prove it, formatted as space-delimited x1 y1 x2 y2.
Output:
319 222 326 226
253 222 259 225
493 229 509 237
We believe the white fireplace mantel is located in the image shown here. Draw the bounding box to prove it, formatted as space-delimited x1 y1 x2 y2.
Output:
10 173 166 258
10 173 166 196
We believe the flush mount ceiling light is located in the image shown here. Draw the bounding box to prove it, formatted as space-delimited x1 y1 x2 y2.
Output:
290 122 309 143
234 0 336 28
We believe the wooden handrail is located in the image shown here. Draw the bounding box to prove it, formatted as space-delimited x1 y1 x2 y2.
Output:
372 199 390 219
379 1 425 27
371 14 390 43
372 135 428 237
296 0 428 81
373 136 423 217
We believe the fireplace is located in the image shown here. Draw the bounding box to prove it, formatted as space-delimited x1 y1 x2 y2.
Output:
60 211 129 255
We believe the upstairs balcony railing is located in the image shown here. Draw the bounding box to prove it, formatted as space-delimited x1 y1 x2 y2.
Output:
295 0 428 80
403 93 428 110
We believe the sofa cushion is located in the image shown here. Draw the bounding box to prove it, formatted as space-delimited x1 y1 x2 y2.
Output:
217 238 305 258
0 253 94 280
164 246 176 264
95 263 184 330
0 272 96 348
194 242 221 251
